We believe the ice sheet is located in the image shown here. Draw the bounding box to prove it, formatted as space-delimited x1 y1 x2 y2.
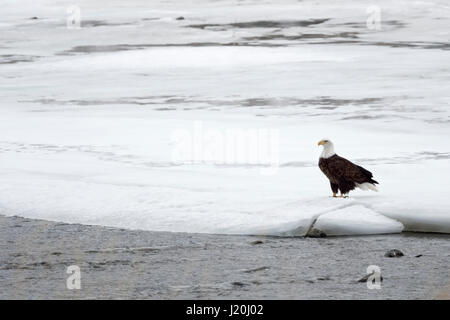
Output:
0 0 449 236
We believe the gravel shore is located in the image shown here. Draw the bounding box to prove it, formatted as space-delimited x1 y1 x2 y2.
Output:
0 214 449 299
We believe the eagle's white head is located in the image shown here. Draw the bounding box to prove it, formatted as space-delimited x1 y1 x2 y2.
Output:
318 139 336 159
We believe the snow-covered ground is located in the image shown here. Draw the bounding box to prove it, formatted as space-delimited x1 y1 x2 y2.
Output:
1 0 449 236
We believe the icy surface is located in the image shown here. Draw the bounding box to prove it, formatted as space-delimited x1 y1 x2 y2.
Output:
0 0 449 236
312 206 404 236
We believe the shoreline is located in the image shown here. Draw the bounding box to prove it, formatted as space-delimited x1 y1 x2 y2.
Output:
1 214 449 299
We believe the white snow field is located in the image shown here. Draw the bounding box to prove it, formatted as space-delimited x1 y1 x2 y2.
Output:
0 0 449 236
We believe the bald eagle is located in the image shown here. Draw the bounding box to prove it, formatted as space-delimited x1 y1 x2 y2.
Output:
318 139 378 198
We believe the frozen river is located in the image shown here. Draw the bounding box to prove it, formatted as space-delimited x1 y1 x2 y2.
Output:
1 0 449 236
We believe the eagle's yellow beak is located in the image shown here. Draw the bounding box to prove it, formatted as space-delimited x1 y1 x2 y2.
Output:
318 140 325 146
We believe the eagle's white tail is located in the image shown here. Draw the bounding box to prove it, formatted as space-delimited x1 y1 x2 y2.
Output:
356 182 379 192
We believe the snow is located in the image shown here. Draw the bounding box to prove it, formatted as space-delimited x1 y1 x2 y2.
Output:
312 206 404 236
0 0 449 236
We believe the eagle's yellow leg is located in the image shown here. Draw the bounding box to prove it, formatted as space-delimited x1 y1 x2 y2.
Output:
339 193 348 198
332 193 337 197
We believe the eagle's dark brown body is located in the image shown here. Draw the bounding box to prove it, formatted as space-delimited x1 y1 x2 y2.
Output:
319 154 378 194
